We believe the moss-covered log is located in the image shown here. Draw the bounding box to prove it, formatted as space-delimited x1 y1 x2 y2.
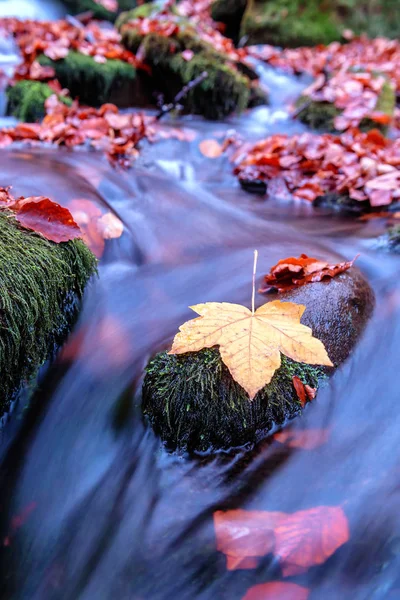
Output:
295 77 395 134
6 81 72 123
143 269 374 452
117 4 267 119
37 52 140 108
0 211 96 415
239 0 399 47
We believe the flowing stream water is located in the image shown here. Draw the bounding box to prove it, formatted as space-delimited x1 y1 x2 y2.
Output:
0 4 400 600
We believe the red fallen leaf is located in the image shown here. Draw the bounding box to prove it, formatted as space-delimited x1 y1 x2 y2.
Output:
14 198 82 243
273 428 330 450
242 582 310 600
259 254 357 293
292 376 315 407
214 506 349 577
275 507 350 576
199 139 224 158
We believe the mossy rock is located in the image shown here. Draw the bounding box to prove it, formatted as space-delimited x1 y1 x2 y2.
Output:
0 211 96 416
211 0 248 42
38 52 141 108
62 0 143 21
240 0 400 47
295 78 395 134
378 224 400 253
6 81 72 123
142 269 374 452
117 5 267 119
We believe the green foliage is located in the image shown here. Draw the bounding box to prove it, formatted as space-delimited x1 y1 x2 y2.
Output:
0 211 97 414
6 80 72 123
38 52 136 107
143 347 325 452
118 11 253 119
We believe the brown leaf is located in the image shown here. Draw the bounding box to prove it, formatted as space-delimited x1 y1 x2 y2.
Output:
199 139 224 158
14 198 82 243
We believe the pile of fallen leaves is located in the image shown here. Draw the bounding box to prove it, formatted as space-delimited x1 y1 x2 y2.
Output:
233 129 400 207
251 35 400 94
0 17 143 83
0 95 150 168
300 70 393 131
260 254 357 293
0 186 81 243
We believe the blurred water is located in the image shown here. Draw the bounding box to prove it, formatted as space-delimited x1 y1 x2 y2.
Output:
0 2 399 600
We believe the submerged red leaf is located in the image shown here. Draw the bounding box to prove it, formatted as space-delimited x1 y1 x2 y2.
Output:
214 506 349 576
242 582 310 600
14 198 81 243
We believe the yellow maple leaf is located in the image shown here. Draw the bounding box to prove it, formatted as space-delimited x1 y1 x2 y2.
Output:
169 300 333 400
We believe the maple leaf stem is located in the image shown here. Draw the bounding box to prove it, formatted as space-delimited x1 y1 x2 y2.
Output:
252 249 258 315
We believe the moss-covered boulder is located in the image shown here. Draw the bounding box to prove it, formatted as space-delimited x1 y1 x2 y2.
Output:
117 4 267 119
6 81 72 123
295 75 395 134
0 211 96 416
142 268 374 452
63 0 142 21
38 52 140 108
378 225 400 253
239 0 400 47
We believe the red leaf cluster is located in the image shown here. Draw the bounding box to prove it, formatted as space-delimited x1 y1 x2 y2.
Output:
250 36 400 95
214 506 349 576
0 17 144 83
0 96 150 168
233 129 400 207
301 70 393 131
259 254 357 293
0 187 81 243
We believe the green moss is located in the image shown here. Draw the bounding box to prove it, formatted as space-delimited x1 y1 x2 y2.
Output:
118 10 254 119
142 347 325 452
63 0 141 21
239 0 400 47
6 81 72 123
240 0 342 47
0 211 96 414
296 78 395 134
38 51 137 107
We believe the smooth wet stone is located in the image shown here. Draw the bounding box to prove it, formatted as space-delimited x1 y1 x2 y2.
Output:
142 268 374 453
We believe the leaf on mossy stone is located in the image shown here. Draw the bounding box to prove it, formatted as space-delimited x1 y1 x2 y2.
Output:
242 582 310 600
292 375 316 407
169 300 332 400
214 506 349 576
14 197 82 243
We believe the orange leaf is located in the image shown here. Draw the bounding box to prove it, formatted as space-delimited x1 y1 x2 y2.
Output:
242 582 310 600
273 428 329 450
97 212 124 239
199 139 223 158
214 506 349 576
14 198 82 243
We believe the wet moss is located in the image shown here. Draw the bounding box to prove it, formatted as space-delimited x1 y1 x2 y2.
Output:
117 6 259 119
6 80 72 123
379 225 400 253
240 0 342 47
239 0 400 47
142 347 325 453
296 78 395 134
0 211 97 415
38 52 137 107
